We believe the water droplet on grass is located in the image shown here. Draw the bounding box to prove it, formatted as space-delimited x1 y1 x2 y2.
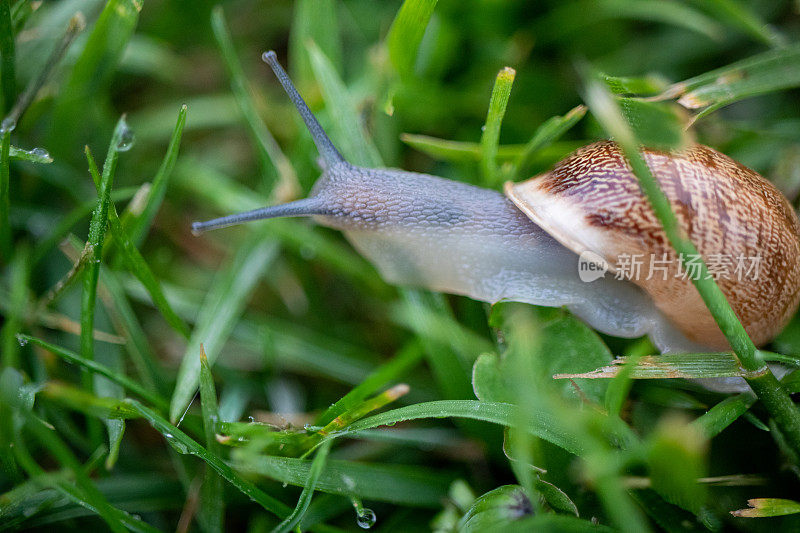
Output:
116 125 135 151
30 147 50 159
1 118 16 133
15 334 28 346
356 508 376 529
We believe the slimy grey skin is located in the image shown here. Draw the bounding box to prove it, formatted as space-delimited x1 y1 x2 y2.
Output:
193 51 800 368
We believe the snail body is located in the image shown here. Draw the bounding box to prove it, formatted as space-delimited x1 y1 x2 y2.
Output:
193 51 800 355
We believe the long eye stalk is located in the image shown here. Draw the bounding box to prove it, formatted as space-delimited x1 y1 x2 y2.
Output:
191 197 325 234
262 50 344 166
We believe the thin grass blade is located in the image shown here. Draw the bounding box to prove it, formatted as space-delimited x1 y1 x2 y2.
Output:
210 7 298 199
198 345 224 533
480 66 515 185
170 232 278 422
386 0 439 79
272 439 332 533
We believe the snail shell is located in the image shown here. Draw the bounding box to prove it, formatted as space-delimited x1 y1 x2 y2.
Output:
506 141 800 349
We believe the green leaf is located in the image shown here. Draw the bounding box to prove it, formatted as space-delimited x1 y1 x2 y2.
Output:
198 345 225 533
480 66 515 185
0 126 11 261
85 147 192 340
401 133 529 163
387 0 439 79
170 232 278 422
210 7 297 196
617 97 689 151
272 439 332 533
692 0 785 48
315 341 423 426
9 145 53 164
0 244 28 368
691 394 755 438
513 105 586 178
39 382 140 420
554 352 759 380
232 452 451 507
127 104 187 246
731 498 800 518
458 485 532 532
342 400 587 456
289 0 341 89
492 304 614 404
79 116 129 448
647 416 708 514
306 40 383 167
17 334 167 411
50 0 142 151
670 43 800 115
126 399 291 518
0 0 16 111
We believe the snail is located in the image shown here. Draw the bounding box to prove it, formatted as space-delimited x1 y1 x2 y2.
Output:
193 51 800 356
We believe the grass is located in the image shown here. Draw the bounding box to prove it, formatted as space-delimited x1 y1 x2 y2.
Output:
3 0 800 531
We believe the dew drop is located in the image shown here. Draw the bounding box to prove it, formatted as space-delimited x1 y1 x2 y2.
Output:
356 508 376 529
30 147 50 159
1 117 16 133
116 125 135 152
15 334 28 346
248 416 255 423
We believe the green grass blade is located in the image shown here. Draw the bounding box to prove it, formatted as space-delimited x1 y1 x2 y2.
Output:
86 147 192 340
0 125 11 261
11 409 131 533
401 134 523 163
342 400 587 456
480 66 515 185
289 0 341 89
731 498 800 518
126 399 291 519
272 439 332 533
386 0 439 79
170 232 278 422
233 452 451 507
400 290 474 402
555 352 750 380
670 43 800 113
17 334 167 410
315 341 423 425
0 243 27 367
512 105 585 178
198 346 225 533
210 6 298 198
40 382 140 420
98 264 165 394
691 394 756 438
7 12 84 125
0 0 16 112
307 40 383 167
79 116 129 445
49 0 142 152
9 145 53 164
31 187 137 266
693 0 785 47
127 104 187 246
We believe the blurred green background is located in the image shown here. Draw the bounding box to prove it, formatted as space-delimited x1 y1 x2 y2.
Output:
3 0 800 531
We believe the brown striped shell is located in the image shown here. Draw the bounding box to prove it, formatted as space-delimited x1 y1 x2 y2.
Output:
505 140 800 349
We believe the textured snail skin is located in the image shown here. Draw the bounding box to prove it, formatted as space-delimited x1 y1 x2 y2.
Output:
306 161 705 354
507 141 800 349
